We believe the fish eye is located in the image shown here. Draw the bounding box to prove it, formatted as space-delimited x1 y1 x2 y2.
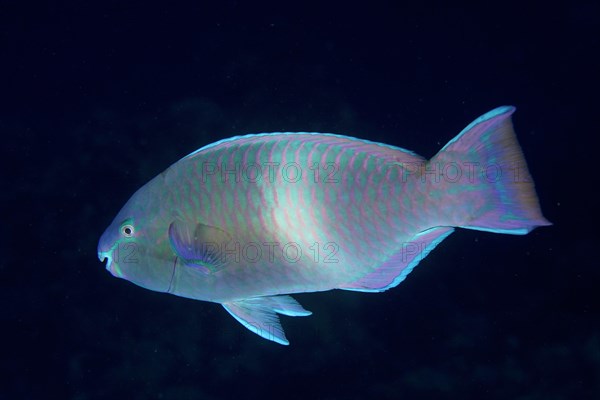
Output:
121 224 135 237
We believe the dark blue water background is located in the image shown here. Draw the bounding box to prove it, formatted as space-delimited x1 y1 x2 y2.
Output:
2 2 597 399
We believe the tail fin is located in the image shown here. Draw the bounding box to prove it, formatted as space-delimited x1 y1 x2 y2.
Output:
430 106 551 234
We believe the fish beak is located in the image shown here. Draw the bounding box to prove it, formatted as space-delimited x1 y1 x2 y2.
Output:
98 229 115 271
98 251 113 270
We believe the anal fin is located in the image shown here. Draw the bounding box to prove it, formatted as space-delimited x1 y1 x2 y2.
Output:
339 226 454 292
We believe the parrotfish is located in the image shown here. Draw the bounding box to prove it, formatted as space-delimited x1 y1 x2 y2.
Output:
98 106 550 345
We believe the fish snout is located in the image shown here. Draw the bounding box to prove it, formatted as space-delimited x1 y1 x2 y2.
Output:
97 231 115 271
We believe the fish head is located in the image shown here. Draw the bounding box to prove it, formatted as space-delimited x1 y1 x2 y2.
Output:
98 186 175 293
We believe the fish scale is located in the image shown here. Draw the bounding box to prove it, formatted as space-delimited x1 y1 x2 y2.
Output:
98 106 551 345
162 135 414 295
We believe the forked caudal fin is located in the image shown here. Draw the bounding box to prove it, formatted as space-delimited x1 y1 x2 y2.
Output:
431 106 552 234
338 106 551 294
223 107 551 341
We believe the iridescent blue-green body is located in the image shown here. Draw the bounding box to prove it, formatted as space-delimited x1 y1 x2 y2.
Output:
98 106 550 344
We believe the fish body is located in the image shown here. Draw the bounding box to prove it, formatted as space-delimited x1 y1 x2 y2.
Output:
98 106 550 344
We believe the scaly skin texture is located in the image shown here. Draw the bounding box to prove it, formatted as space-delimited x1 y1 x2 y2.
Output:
98 108 550 306
100 133 440 302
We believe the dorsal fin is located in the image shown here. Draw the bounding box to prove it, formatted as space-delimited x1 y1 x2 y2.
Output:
182 132 425 166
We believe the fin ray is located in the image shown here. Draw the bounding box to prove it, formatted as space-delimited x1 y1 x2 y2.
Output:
222 295 311 345
168 220 232 273
432 106 551 234
339 227 454 292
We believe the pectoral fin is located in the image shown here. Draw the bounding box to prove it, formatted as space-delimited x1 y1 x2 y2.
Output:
168 220 232 274
222 295 312 345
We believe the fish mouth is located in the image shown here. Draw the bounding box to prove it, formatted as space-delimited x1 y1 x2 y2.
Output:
98 251 113 271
